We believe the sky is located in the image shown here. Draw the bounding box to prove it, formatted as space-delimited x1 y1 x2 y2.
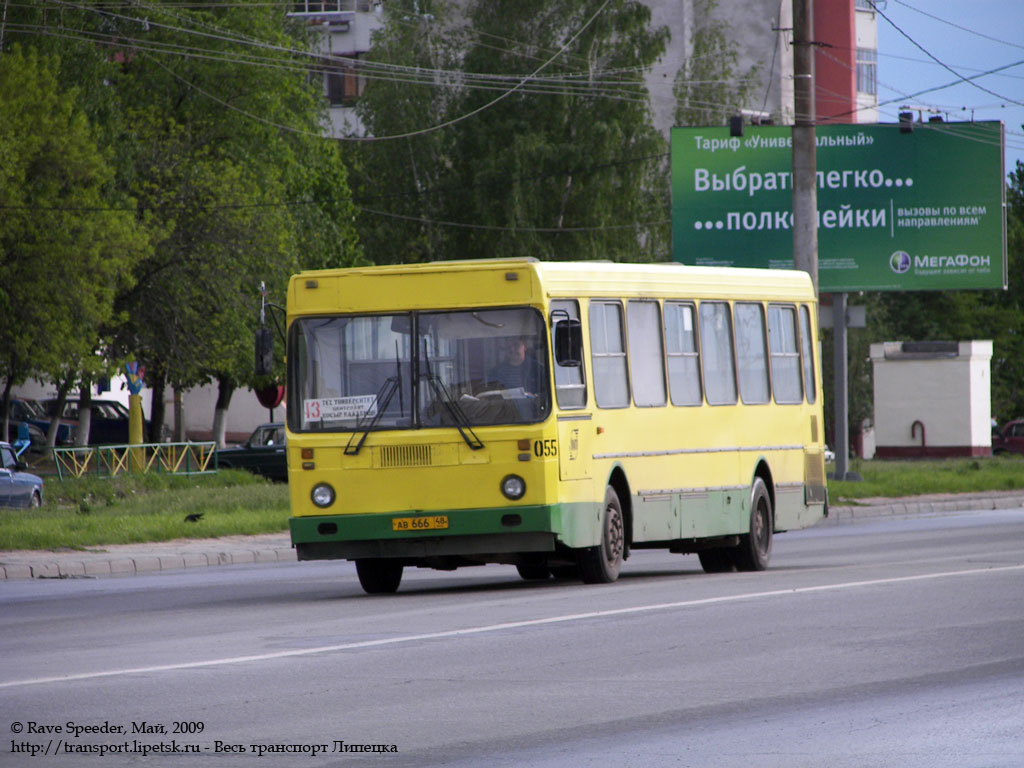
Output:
873 0 1024 180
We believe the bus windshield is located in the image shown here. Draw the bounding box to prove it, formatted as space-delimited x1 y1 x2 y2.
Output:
290 307 551 433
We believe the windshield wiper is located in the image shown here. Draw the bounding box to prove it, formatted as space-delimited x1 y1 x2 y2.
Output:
344 343 406 456
344 376 401 456
422 343 484 451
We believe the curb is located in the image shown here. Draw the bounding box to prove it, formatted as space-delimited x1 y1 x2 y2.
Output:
824 492 1024 524
0 540 296 581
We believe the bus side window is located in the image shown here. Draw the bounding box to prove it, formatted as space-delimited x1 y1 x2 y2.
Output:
734 302 770 405
698 301 737 405
589 301 630 408
550 300 587 409
627 300 666 407
768 304 803 404
799 304 817 404
664 302 702 406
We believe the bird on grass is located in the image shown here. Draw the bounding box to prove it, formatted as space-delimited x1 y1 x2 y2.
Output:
184 512 204 523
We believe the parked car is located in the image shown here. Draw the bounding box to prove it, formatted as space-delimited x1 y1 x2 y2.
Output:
992 419 1024 455
215 423 287 482
42 398 144 445
11 397 76 445
0 441 43 507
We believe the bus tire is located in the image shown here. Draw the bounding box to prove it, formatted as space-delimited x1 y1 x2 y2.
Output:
733 477 772 572
578 486 624 584
550 565 580 580
698 549 736 573
355 559 404 594
516 564 551 581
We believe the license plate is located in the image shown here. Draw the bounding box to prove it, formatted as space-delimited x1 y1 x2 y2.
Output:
392 515 449 532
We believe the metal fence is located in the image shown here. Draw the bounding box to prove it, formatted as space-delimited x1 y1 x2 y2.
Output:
51 442 218 480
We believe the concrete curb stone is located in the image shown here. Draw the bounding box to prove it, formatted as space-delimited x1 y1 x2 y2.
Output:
3 492 1023 580
0 534 297 581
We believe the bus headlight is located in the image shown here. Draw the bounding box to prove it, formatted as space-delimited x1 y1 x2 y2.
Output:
311 483 336 508
500 474 526 501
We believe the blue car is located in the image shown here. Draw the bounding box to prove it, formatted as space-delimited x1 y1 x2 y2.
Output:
0 441 44 508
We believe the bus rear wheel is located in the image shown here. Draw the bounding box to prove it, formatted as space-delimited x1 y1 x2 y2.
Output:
578 486 624 584
733 477 773 571
698 548 735 573
355 559 404 594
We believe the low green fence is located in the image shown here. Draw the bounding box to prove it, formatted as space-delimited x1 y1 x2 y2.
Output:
52 442 218 480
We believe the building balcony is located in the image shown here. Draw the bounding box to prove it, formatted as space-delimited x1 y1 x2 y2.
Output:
287 1 377 27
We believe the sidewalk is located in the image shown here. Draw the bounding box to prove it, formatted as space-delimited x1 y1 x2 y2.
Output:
3 491 1024 580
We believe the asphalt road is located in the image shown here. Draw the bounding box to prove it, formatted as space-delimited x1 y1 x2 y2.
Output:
1 509 1022 767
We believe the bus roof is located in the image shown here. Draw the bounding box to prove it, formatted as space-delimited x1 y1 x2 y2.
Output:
289 260 816 314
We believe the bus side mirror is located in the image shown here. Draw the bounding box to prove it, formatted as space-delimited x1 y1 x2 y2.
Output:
553 319 582 367
255 327 274 376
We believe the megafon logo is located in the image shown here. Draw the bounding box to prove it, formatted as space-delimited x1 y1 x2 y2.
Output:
890 250 911 274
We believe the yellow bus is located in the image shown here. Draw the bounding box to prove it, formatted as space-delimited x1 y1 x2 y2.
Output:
283 259 827 593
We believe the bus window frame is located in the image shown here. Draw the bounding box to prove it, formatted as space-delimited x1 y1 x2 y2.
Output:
767 303 804 405
734 301 771 406
697 300 738 406
589 300 631 409
550 299 587 410
626 299 668 408
664 300 704 407
799 304 818 404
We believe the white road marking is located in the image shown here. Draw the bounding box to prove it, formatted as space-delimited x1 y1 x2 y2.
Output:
3 564 1022 689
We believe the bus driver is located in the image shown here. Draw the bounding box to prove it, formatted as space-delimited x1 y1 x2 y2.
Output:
488 336 542 395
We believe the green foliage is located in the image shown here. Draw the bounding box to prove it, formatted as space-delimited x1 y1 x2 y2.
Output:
353 0 670 264
2 4 362 431
0 46 148 433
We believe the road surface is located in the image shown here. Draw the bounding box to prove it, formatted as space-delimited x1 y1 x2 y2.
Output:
1 509 1022 767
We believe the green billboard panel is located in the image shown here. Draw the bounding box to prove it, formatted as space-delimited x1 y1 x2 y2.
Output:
671 122 1007 292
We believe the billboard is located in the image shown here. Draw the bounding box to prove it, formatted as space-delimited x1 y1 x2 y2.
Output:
671 122 1007 292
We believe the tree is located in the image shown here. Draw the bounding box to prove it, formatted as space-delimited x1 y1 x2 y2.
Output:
0 46 147 443
5 3 362 441
353 0 670 264
351 0 468 265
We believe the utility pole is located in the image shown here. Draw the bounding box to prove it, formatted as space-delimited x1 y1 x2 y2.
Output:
792 0 851 480
792 0 818 294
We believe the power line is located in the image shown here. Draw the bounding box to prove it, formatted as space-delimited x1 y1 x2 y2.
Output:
354 204 670 233
888 0 1024 52
870 0 1024 108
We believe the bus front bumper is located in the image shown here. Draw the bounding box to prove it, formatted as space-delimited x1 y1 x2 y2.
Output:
290 504 564 562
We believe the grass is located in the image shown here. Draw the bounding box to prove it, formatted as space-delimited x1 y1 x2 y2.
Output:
0 470 289 551
829 454 1024 501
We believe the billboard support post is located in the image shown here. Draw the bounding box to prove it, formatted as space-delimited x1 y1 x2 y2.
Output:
833 292 850 481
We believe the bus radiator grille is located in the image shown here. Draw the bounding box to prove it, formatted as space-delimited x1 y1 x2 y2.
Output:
379 444 433 468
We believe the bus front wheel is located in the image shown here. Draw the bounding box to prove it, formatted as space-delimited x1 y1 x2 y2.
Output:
516 564 552 581
733 477 773 571
578 486 624 584
355 559 404 594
